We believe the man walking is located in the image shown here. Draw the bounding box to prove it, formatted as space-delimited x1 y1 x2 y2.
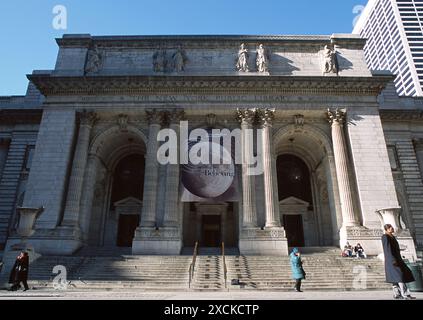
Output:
382 224 415 299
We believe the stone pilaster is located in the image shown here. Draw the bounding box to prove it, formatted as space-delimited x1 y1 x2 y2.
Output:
257 108 280 228
236 108 258 228
140 109 164 227
327 109 359 228
62 111 97 227
163 109 185 227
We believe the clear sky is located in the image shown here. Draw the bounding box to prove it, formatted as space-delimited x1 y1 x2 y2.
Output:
0 0 368 95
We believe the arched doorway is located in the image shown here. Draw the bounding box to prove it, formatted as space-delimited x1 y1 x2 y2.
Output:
84 126 147 248
111 154 145 247
277 154 311 247
274 124 340 247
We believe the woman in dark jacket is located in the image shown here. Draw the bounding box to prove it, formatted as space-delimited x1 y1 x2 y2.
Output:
290 248 306 292
9 251 30 291
382 224 414 299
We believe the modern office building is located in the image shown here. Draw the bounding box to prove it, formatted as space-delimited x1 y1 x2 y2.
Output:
354 0 423 96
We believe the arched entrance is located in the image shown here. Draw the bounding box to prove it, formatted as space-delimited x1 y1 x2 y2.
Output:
84 125 147 248
277 154 311 247
111 154 145 247
274 124 341 247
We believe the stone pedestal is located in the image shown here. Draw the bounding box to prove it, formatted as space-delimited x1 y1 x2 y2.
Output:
132 227 182 255
239 227 288 256
339 225 417 261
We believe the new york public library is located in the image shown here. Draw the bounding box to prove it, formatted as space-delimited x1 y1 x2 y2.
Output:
0 33 423 301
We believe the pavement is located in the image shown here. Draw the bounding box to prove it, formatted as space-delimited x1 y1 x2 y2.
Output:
0 289 423 300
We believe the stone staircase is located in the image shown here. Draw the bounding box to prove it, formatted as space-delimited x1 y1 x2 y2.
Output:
190 256 225 291
24 247 390 292
28 255 192 291
226 248 390 291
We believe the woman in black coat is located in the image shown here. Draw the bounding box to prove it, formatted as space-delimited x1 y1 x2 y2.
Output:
8 251 30 291
382 224 414 299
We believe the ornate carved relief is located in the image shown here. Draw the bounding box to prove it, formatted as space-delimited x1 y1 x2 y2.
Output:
294 114 305 128
256 44 269 73
79 110 98 127
322 45 338 75
117 114 129 132
85 45 103 74
145 109 165 125
236 43 249 72
327 108 345 125
153 49 167 72
257 108 275 127
236 108 256 126
171 46 187 72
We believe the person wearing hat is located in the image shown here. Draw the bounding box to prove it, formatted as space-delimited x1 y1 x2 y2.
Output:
290 248 306 292
382 224 415 299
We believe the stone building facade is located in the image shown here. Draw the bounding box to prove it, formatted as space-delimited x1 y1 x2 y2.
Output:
0 34 422 260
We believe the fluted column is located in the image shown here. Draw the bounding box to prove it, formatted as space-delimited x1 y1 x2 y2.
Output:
62 111 97 227
236 108 258 228
327 109 359 227
163 109 185 227
258 108 281 228
140 109 164 227
78 154 101 238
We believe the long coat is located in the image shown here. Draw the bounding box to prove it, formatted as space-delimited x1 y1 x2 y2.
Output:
290 252 306 280
8 256 29 284
381 234 415 284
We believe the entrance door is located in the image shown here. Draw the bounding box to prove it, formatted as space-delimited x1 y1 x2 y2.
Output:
283 215 305 247
202 215 221 247
117 214 140 247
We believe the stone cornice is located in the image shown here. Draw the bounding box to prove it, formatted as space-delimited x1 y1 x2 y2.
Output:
27 74 393 97
0 109 43 124
380 110 423 121
56 34 365 49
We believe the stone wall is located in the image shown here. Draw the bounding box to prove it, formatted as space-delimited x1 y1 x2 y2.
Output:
23 109 76 229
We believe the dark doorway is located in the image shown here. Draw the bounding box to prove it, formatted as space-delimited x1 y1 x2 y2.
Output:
283 215 305 247
117 214 140 247
202 215 221 247
111 154 145 206
277 154 312 204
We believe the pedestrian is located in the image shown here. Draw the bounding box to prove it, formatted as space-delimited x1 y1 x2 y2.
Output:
354 243 367 259
8 251 30 291
290 247 306 292
382 224 415 299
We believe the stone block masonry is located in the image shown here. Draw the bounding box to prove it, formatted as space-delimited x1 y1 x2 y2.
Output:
23 110 76 229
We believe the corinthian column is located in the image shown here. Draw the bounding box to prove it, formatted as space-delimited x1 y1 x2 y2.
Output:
327 109 359 227
140 109 164 227
258 108 281 228
236 108 257 228
163 109 185 227
62 111 97 227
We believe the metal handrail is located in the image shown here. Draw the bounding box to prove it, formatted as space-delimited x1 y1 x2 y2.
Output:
222 242 227 289
188 241 199 289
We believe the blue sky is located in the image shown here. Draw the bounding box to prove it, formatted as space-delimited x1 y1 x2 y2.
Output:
0 0 368 95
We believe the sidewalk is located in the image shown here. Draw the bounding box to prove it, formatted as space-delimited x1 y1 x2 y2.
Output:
1 289 423 300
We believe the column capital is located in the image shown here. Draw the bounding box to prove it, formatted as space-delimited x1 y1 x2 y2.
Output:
257 108 275 128
327 108 345 125
146 109 165 125
236 108 257 126
78 111 98 127
167 109 185 124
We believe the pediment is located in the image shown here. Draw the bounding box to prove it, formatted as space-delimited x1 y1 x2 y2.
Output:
279 196 309 206
114 196 143 207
